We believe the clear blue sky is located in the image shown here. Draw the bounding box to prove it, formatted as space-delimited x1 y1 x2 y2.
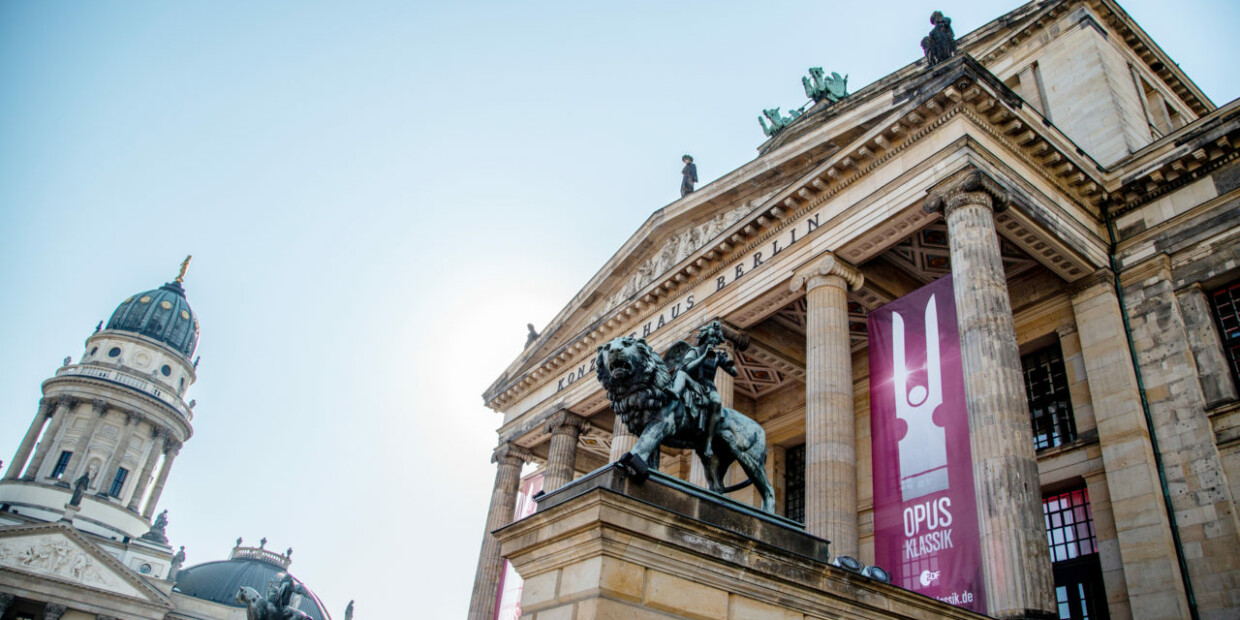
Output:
1 1 1236 617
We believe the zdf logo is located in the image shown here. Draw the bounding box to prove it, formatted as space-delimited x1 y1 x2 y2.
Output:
919 570 941 587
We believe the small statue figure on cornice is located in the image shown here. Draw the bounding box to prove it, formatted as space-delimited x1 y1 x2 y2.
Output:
758 107 802 137
680 154 698 197
95 320 102 333
525 324 539 347
345 600 354 620
63 356 72 367
922 11 956 66
142 510 170 544
170 546 186 580
69 473 90 506
802 68 848 104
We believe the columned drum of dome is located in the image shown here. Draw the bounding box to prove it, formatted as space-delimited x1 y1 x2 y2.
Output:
0 261 200 541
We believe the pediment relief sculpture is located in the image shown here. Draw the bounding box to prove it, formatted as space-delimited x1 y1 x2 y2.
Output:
0 533 142 598
588 204 753 325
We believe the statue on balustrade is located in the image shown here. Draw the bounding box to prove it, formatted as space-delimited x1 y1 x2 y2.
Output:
921 11 956 66
596 321 776 513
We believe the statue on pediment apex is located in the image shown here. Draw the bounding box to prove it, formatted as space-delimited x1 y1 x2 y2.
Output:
922 11 956 67
803 68 848 104
759 107 802 137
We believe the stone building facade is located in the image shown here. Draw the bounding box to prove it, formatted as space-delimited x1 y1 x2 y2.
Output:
0 268 337 620
471 1 1240 619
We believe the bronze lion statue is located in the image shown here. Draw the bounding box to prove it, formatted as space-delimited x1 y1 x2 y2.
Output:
596 334 775 513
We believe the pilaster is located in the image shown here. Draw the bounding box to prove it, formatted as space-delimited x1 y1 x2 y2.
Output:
1068 273 1190 619
99 411 140 497
790 251 863 557
66 400 109 482
926 169 1054 619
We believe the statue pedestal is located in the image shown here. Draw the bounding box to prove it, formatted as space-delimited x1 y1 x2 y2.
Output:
59 503 80 523
495 466 989 620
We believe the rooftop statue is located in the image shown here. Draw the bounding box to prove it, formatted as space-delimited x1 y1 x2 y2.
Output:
802 68 848 104
596 321 776 513
236 573 313 620
141 509 170 544
921 11 956 66
680 154 698 197
758 107 802 138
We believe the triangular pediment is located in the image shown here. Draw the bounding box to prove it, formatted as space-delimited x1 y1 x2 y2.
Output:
0 522 171 606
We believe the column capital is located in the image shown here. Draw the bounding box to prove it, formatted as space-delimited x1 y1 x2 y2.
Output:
1066 268 1115 298
790 252 863 293
545 410 587 436
91 399 109 414
923 168 1009 215
55 395 76 408
492 442 531 466
43 603 68 620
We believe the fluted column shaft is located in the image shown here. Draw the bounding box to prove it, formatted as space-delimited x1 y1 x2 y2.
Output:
468 442 530 620
7 399 52 480
544 412 586 491
929 170 1054 619
792 253 862 557
128 430 165 511
609 418 636 462
99 413 139 495
142 443 179 519
67 400 109 481
24 397 74 479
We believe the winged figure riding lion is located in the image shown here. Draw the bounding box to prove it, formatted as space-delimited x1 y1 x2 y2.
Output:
596 321 776 513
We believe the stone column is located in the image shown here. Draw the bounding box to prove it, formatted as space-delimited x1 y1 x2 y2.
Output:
468 442 530 620
142 440 180 519
128 428 165 511
790 252 863 558
42 603 67 620
98 412 140 496
6 399 52 480
24 396 74 479
609 417 637 462
66 400 109 481
925 169 1054 618
1068 271 1190 618
543 411 586 491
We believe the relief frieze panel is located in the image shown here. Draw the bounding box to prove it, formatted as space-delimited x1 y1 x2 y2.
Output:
588 204 754 324
0 533 143 598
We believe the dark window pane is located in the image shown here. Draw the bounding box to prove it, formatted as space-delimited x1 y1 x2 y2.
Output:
51 451 73 478
1209 281 1240 386
1023 341 1077 450
784 444 805 524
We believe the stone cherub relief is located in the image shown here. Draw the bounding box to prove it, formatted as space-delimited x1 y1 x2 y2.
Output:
596 321 776 512
589 204 753 324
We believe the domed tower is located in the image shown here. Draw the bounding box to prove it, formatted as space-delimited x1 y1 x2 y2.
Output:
174 539 334 619
0 258 200 541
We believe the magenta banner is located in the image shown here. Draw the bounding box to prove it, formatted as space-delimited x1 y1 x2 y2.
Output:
868 275 984 611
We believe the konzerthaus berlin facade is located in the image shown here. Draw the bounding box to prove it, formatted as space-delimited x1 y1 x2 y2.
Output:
471 1 1240 619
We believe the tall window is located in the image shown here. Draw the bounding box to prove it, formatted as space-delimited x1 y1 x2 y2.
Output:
1210 279 1240 387
784 444 805 524
109 467 129 497
50 451 72 478
1044 488 1108 620
1023 341 1077 450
